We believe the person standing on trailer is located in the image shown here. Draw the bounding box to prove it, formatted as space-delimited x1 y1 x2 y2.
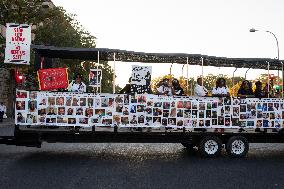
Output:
194 78 208 97
0 102 7 122
254 81 264 98
237 80 254 97
172 78 184 96
212 78 230 97
68 74 87 93
119 77 132 94
157 78 174 95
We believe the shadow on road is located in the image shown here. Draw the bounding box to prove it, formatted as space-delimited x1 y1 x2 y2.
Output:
1 143 284 189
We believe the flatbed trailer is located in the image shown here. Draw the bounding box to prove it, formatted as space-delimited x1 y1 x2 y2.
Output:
2 45 284 158
1 124 283 158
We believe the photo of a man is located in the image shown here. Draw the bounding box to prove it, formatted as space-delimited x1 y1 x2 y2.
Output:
89 69 102 87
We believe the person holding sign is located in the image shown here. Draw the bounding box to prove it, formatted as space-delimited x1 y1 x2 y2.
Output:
119 77 132 94
68 74 86 93
157 78 174 96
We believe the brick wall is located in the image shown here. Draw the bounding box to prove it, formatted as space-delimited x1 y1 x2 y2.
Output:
0 68 15 118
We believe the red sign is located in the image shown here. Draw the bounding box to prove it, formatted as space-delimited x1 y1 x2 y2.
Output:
38 68 69 90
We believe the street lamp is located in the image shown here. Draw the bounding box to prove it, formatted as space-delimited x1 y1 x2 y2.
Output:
250 28 282 97
249 28 279 60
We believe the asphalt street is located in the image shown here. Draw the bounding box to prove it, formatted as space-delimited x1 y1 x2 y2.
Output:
0 121 284 189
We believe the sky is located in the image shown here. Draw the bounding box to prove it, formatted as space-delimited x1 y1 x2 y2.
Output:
52 0 284 87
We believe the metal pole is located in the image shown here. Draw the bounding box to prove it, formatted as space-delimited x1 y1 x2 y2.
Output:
245 68 250 80
113 53 116 94
40 57 44 69
278 68 280 91
201 57 204 86
182 64 185 77
97 51 101 93
186 57 189 95
190 78 193 96
170 63 173 75
232 68 238 97
281 62 283 98
267 61 270 98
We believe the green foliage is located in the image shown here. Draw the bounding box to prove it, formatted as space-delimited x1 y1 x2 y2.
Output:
0 0 115 93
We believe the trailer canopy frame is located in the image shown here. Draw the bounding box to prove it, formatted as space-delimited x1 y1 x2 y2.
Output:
32 45 283 70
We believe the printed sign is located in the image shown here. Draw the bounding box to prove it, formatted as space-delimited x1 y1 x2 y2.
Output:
4 23 31 64
89 69 102 87
131 65 152 94
38 68 69 90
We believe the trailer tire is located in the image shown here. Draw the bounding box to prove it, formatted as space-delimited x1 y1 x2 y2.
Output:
199 136 222 158
226 136 249 158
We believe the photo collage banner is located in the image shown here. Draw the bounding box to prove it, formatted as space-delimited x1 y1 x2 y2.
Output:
15 90 284 129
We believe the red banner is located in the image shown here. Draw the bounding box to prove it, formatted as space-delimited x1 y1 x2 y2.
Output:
38 68 68 90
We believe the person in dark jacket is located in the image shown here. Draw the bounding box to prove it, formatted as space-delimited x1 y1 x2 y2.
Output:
254 81 264 98
119 77 131 94
238 80 254 97
172 78 184 96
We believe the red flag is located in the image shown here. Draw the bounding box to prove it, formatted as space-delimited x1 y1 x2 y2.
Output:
38 68 68 90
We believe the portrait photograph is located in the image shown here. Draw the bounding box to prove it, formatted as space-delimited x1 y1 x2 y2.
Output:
16 112 26 123
28 100 37 112
66 97 72 106
72 97 79 106
16 101 26 110
56 97 65 106
67 107 74 115
80 98 86 106
48 97 55 106
68 118 76 124
57 107 65 115
85 108 93 117
16 90 28 98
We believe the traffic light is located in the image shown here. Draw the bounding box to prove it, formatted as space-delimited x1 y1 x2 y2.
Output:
16 75 23 83
14 70 24 84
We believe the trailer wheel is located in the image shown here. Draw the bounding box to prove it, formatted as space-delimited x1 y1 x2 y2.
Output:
199 136 222 158
226 136 249 158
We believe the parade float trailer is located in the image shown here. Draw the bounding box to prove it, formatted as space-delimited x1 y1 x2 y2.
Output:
1 45 284 158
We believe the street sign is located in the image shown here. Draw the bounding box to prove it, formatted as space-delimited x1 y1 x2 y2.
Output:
4 23 31 65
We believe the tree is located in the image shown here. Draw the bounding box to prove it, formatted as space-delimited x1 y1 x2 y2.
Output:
0 0 115 93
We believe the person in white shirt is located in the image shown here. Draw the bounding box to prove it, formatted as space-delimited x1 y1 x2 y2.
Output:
68 74 86 93
212 78 230 97
157 78 174 96
0 102 7 122
194 78 208 97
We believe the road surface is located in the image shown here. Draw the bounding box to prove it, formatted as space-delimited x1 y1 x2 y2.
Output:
0 142 284 189
0 121 284 189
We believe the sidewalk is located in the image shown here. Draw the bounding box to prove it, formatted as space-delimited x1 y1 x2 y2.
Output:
0 118 15 136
